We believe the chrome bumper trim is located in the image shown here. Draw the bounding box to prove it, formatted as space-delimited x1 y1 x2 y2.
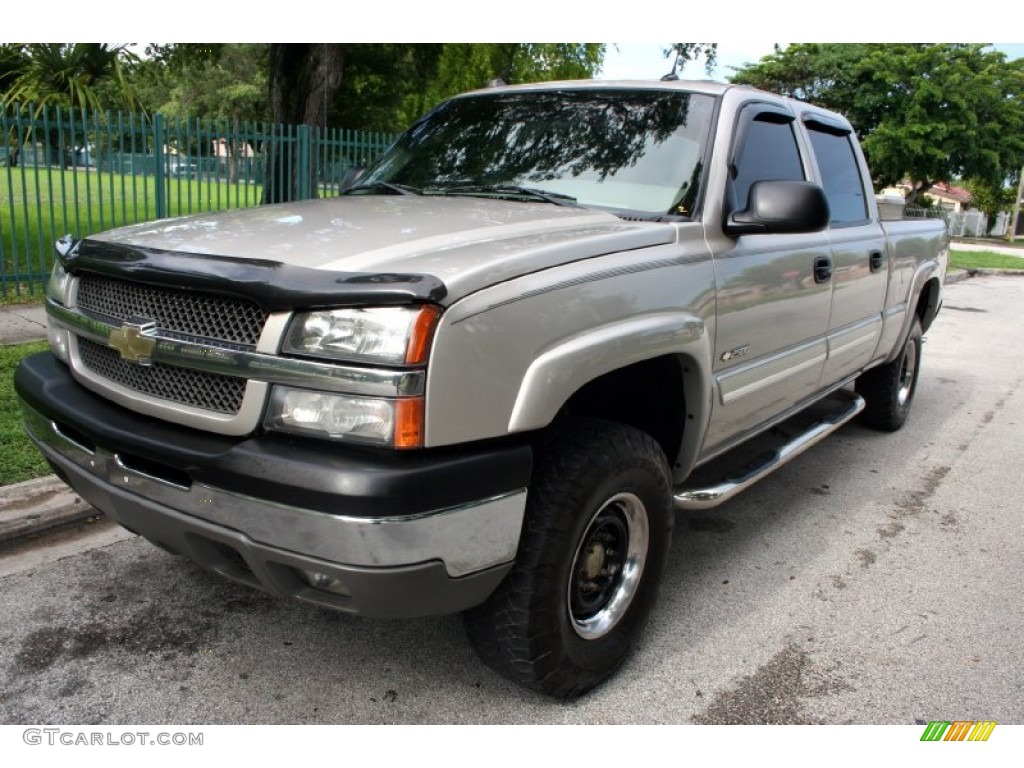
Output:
23 401 526 578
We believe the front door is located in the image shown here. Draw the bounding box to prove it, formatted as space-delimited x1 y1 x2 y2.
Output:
703 105 832 454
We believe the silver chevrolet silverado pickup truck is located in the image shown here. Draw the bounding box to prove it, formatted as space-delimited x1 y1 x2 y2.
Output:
17 80 947 698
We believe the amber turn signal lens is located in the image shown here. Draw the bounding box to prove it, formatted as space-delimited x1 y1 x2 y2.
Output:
405 305 442 365
394 397 425 449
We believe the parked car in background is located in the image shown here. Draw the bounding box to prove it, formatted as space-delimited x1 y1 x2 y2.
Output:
169 161 199 179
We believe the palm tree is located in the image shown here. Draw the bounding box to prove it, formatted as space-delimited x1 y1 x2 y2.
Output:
3 43 140 112
2 44 140 167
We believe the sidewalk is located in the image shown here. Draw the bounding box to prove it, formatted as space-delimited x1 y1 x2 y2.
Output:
2 303 97 549
950 238 1024 257
0 303 48 345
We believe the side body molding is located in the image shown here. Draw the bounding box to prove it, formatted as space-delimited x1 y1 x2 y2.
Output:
508 312 708 433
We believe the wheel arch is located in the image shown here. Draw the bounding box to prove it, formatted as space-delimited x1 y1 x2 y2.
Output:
507 313 712 482
882 260 942 364
916 275 942 333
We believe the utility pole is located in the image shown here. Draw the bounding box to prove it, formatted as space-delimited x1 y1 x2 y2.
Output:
1008 165 1024 243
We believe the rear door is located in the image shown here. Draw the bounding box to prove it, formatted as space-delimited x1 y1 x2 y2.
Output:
802 116 888 384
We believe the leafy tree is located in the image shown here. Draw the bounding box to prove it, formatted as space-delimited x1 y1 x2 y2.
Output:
731 43 1024 202
727 43 864 106
664 43 719 77
393 44 604 128
144 44 225 71
151 45 268 183
962 177 1018 218
333 45 443 131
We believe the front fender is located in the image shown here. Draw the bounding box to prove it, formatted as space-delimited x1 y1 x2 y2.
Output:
508 312 707 432
422 236 716 450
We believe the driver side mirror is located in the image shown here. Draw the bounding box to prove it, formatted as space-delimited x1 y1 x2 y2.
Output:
724 180 830 236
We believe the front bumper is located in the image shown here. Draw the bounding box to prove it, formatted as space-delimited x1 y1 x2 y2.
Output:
16 352 531 618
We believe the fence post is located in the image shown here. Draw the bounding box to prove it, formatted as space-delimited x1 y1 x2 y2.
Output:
297 124 313 200
154 113 166 219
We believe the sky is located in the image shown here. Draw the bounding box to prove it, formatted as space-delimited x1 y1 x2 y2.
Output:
10 0 1020 79
20 0 1018 51
600 43 782 81
599 43 1024 82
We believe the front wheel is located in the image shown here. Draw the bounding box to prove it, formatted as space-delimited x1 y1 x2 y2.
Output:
463 419 673 698
856 318 923 431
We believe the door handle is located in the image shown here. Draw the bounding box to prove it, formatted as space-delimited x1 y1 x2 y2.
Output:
814 256 832 283
870 250 884 272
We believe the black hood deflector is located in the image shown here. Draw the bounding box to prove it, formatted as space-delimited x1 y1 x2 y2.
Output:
65 239 447 311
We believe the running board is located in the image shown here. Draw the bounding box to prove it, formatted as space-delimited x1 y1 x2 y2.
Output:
673 391 865 510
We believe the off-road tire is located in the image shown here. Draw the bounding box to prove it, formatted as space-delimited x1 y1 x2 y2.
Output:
856 318 923 431
463 418 673 699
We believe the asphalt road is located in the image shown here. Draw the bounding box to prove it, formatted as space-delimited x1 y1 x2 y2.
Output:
1 275 1022 725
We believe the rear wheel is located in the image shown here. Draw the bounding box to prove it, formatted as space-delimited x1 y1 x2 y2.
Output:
856 318 922 431
463 419 673 698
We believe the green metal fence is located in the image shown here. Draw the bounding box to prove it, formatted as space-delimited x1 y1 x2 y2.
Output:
1 104 397 298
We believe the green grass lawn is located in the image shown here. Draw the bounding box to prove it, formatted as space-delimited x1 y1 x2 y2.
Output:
0 341 51 485
0 286 45 306
2 166 263 300
949 250 1024 270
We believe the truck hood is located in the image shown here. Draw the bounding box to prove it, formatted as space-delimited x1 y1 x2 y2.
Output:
88 196 677 303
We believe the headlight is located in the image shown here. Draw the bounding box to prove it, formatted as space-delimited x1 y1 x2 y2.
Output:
46 261 70 305
283 305 440 365
45 261 71 362
265 387 424 449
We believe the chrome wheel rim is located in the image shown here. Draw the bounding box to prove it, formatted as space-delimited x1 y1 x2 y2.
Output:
897 336 918 407
568 492 650 640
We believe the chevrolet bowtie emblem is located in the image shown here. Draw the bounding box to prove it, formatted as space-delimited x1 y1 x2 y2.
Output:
108 319 157 365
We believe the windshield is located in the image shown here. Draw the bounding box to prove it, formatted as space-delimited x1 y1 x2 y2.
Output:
361 89 717 218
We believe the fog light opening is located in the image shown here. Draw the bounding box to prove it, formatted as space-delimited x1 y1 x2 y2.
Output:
297 568 352 597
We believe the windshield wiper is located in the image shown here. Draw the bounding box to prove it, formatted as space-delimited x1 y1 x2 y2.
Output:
342 181 421 196
429 184 579 207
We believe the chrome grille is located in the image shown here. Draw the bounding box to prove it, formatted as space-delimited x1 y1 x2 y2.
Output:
77 274 267 346
78 338 247 414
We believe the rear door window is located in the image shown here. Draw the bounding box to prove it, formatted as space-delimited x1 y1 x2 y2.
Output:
806 124 869 226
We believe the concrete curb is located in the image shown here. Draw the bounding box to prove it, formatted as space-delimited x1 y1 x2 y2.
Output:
945 269 972 285
945 267 1024 285
0 475 97 546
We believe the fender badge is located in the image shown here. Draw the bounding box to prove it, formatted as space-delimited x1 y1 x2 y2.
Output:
108 319 157 365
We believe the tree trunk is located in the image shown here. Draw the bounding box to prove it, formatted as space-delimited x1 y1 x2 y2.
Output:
262 44 345 204
904 180 933 207
45 129 67 170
